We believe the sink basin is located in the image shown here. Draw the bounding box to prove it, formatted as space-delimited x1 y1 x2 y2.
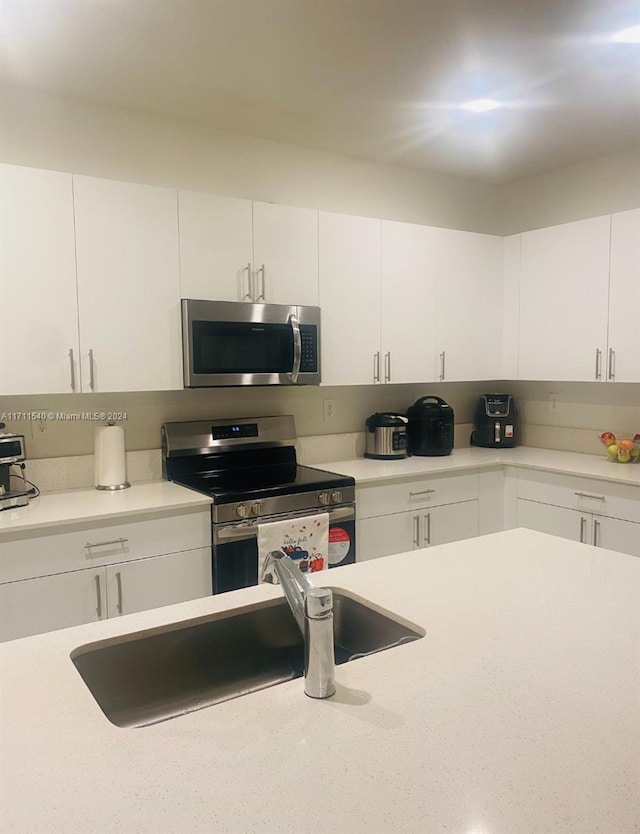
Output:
71 588 424 728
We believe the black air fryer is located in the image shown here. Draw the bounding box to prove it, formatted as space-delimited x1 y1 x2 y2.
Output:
407 396 454 456
471 394 520 448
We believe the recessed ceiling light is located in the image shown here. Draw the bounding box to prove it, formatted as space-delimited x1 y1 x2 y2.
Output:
460 99 503 113
610 24 640 43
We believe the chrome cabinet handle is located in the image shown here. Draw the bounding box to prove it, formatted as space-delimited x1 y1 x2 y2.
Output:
595 348 602 380
409 489 436 497
88 348 95 391
373 351 381 383
579 516 586 543
85 537 129 548
115 571 124 614
384 351 391 382
574 492 605 501
439 351 446 381
95 574 102 618
593 518 600 547
412 515 420 547
288 314 302 383
68 348 76 392
423 513 431 546
608 348 615 381
241 263 252 300
255 264 266 301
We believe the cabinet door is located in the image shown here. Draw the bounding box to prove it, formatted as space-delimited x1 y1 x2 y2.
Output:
74 176 182 392
592 515 640 558
436 229 504 381
105 547 212 618
381 220 437 384
0 569 105 643
421 500 479 547
518 216 610 381
178 190 253 302
356 512 420 561
0 164 80 394
608 209 640 383
252 202 318 306
517 499 585 543
319 212 381 385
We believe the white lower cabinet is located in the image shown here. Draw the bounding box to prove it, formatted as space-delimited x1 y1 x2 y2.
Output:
0 547 212 643
357 500 479 562
0 510 212 642
516 499 639 557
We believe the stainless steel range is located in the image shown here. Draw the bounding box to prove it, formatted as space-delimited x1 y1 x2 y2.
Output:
162 415 356 594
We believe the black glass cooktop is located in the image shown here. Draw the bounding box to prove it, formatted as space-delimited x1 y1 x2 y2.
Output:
172 464 354 505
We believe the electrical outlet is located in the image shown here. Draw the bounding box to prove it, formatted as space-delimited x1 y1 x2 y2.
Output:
548 393 560 415
323 399 336 422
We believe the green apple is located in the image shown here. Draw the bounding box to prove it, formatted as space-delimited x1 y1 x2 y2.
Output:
606 443 619 459
631 446 640 459
617 450 631 463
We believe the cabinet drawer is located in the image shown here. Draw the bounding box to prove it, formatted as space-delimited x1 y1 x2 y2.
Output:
516 469 640 523
357 471 479 519
0 510 211 583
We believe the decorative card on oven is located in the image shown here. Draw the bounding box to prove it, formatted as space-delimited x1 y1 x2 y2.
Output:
257 513 329 583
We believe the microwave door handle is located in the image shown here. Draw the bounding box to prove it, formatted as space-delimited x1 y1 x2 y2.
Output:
288 313 302 383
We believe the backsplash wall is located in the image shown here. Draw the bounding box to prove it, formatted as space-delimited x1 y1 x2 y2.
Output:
1 380 637 493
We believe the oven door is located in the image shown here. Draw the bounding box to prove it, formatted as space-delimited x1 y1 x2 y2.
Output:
212 504 356 594
182 299 320 387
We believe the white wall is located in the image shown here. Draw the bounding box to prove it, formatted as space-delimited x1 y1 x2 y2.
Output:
0 82 502 234
500 147 640 234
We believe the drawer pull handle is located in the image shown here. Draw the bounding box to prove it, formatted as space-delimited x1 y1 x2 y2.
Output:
412 515 420 547
85 537 129 548
95 574 102 619
116 571 124 614
574 492 605 501
579 516 586 543
409 489 436 497
593 518 600 547
424 512 431 546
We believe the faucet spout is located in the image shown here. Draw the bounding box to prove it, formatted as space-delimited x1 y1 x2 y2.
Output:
262 551 336 699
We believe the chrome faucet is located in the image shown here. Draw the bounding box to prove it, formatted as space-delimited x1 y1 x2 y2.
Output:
262 550 336 699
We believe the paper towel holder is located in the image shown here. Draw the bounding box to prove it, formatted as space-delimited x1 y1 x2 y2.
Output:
95 421 131 491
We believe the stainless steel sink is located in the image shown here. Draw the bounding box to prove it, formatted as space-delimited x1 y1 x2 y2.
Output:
71 588 424 728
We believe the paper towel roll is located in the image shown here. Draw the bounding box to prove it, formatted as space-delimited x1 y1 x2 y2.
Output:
94 423 130 490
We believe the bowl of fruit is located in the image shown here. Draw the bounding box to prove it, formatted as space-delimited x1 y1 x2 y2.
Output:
599 432 640 463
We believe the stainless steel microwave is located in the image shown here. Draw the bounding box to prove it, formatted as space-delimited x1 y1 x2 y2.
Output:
181 299 321 387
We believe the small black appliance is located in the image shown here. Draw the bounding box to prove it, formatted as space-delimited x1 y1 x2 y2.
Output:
364 413 408 460
406 396 454 456
471 394 520 448
0 427 31 511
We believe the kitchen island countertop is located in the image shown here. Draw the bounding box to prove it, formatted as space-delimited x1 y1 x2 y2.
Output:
1 528 638 834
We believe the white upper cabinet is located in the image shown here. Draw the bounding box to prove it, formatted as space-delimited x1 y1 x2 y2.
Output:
178 191 253 302
252 201 319 306
74 176 182 392
0 164 80 395
319 211 381 385
607 209 640 383
381 220 437 384
435 229 504 381
178 192 319 306
518 216 611 381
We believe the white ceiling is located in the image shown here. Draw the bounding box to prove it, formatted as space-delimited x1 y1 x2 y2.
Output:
1 0 639 183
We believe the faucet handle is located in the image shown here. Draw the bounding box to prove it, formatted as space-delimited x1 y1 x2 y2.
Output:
305 587 333 619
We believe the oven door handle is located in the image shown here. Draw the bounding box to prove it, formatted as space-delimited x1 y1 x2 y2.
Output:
214 505 355 544
288 313 302 383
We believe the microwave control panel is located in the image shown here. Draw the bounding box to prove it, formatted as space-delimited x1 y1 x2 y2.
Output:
300 326 318 373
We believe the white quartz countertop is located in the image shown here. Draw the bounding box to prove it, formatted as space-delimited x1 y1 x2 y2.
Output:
0 480 212 536
1 528 638 834
323 445 640 487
